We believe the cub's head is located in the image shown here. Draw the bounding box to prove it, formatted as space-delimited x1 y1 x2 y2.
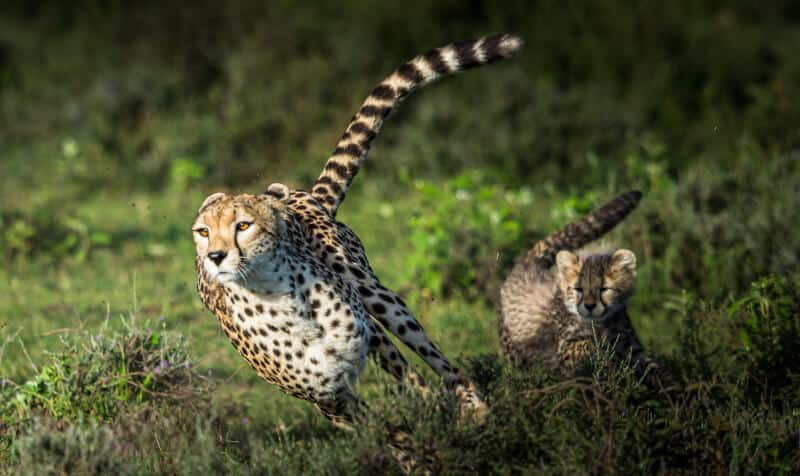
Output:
555 249 637 322
192 184 290 284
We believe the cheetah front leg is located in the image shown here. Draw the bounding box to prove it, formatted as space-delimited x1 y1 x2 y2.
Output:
557 338 594 375
313 388 367 431
357 278 488 422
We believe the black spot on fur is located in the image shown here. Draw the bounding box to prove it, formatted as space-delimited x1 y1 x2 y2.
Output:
349 267 366 279
357 286 373 297
377 293 395 303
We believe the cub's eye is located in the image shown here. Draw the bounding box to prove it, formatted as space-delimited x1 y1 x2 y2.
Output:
195 228 209 237
601 287 612 293
573 287 583 293
236 222 252 231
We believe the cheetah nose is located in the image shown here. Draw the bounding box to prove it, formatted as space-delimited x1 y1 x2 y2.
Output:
584 302 596 311
207 250 227 265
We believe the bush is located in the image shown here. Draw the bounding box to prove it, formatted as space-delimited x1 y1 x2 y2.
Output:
0 316 213 468
401 169 605 301
728 276 800 404
0 206 111 262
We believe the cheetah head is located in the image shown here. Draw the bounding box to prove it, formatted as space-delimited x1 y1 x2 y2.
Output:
556 249 637 322
192 184 290 285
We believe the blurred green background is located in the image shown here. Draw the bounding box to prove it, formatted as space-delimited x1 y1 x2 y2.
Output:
1 1 799 472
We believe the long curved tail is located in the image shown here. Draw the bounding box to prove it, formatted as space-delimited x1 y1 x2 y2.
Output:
529 190 643 265
311 33 523 217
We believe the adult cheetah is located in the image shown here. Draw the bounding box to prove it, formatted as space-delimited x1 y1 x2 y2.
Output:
193 34 522 426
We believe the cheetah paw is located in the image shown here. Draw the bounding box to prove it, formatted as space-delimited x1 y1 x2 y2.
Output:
454 382 489 425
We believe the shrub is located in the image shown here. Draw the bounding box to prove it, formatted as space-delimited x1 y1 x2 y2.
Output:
728 275 800 404
401 169 602 301
0 207 110 262
0 315 213 468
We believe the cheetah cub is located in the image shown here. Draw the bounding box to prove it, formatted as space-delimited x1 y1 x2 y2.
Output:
499 191 654 375
193 34 523 427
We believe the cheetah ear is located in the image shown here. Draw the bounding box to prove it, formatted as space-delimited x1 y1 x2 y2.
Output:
610 249 637 275
556 250 580 280
265 183 290 202
198 192 226 213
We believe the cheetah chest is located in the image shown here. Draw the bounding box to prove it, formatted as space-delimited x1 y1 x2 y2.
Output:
220 269 371 400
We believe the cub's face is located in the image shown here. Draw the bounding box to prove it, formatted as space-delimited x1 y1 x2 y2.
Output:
192 192 286 285
556 249 637 322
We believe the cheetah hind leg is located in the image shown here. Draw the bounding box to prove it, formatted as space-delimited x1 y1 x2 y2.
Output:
367 318 430 399
358 280 488 423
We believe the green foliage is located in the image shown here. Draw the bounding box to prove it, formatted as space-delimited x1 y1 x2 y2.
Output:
0 317 210 426
402 170 610 300
403 170 531 297
0 207 110 262
12 419 122 475
169 158 206 191
729 276 800 402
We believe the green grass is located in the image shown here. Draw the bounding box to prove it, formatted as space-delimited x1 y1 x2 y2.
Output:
2 0 800 473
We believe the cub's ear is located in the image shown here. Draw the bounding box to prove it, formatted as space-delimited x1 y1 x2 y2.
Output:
556 250 580 279
265 183 290 202
198 192 226 213
610 249 637 275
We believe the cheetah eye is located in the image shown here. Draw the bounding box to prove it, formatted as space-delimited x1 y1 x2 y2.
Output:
236 222 252 231
573 287 583 294
601 287 613 293
194 228 209 238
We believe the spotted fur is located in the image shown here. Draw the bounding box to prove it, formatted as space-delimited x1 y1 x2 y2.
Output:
498 191 653 374
193 34 524 429
312 33 523 217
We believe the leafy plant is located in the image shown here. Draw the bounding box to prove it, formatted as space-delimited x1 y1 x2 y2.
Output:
0 316 211 426
729 275 800 403
401 170 622 303
0 208 110 262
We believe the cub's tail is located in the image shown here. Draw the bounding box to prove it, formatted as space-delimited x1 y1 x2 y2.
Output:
529 190 643 265
311 34 523 217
